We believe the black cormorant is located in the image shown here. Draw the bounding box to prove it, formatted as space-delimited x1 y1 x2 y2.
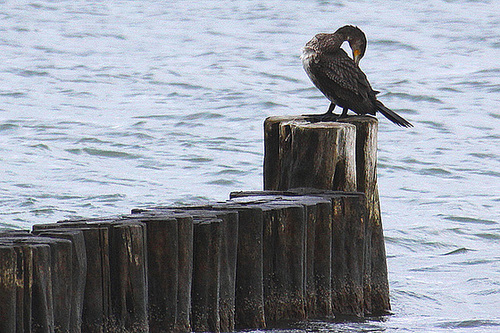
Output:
301 25 413 127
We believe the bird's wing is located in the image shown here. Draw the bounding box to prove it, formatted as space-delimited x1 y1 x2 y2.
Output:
309 49 373 100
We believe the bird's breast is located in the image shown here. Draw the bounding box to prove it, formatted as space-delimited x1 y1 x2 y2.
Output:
300 47 316 76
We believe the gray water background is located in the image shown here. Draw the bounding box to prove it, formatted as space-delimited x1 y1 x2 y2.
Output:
1 1 499 332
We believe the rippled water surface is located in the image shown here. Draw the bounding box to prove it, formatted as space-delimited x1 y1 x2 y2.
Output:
1 1 499 332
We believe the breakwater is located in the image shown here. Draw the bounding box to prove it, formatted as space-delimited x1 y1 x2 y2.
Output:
0 116 390 332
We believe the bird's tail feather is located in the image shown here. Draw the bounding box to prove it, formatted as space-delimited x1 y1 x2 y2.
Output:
375 100 413 128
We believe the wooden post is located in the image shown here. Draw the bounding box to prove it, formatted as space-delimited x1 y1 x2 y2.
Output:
38 236 73 333
264 116 357 192
180 209 239 332
260 202 306 324
125 212 195 333
36 219 149 332
306 196 334 319
0 238 33 333
175 214 194 332
32 229 87 333
329 194 366 316
13 240 34 332
191 217 221 332
0 245 16 333
30 243 54 333
339 117 390 315
0 235 78 333
63 224 111 332
131 208 238 332
215 211 238 333
108 222 149 332
136 216 179 332
215 205 266 329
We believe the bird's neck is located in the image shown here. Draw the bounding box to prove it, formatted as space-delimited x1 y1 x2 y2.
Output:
314 33 346 54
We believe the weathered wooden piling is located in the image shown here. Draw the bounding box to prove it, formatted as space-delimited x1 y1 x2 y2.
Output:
175 214 195 332
139 216 180 332
338 117 390 314
123 212 194 332
32 229 87 333
0 235 76 333
264 116 357 192
191 217 222 332
0 232 36 333
206 205 266 330
261 202 306 324
108 222 148 331
0 245 16 333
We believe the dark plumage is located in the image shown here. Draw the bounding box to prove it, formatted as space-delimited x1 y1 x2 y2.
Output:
301 25 413 127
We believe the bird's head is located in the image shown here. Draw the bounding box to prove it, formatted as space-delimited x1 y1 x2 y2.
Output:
336 25 367 65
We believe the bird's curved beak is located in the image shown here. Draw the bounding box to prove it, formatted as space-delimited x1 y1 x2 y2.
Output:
353 49 361 65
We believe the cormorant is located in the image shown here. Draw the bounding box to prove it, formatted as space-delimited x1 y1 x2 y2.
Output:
301 25 413 127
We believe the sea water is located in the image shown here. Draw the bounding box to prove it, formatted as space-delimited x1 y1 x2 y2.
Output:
0 1 499 332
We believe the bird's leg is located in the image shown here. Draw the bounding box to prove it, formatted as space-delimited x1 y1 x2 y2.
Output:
303 102 339 122
338 107 349 119
317 103 340 121
325 102 336 115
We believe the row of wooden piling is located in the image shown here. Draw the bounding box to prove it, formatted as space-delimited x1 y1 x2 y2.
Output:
1 115 391 332
0 188 389 333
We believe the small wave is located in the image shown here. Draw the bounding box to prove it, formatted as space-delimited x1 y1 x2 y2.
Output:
436 319 500 329
134 114 177 120
207 179 239 186
32 45 66 54
29 144 50 150
0 223 25 230
257 72 301 83
257 101 286 108
214 169 247 176
489 85 500 93
9 69 50 77
371 39 419 51
419 120 450 132
473 68 500 75
438 87 462 93
85 194 127 203
183 112 224 120
183 156 213 163
28 3 58 10
469 152 497 159
76 137 110 144
0 92 26 98
418 167 455 177
169 82 207 90
443 216 497 225
401 157 433 166
66 148 142 159
488 112 500 120
383 92 444 104
0 123 19 131
472 289 500 296
475 233 500 240
442 247 472 255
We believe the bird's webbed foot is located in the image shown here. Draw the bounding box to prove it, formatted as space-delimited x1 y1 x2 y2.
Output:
302 103 341 122
304 113 340 123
